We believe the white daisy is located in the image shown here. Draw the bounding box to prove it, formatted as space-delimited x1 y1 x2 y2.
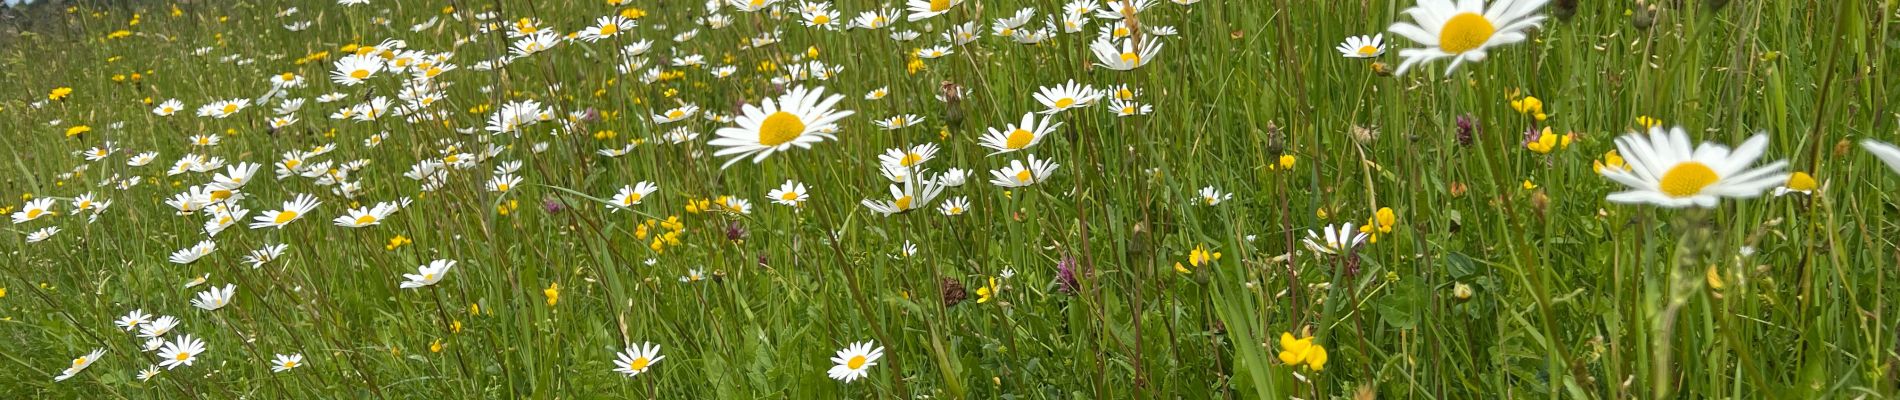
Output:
1336 34 1386 58
1597 127 1788 208
612 343 666 377
1386 0 1549 76
826 341 884 382
707 86 854 168
978 112 1062 155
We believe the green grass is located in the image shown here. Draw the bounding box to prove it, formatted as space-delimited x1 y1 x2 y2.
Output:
0 0 1895 398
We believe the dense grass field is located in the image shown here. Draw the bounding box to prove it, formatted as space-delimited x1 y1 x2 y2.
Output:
0 0 1896 398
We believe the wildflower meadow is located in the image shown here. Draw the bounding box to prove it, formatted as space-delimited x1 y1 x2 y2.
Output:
1 0 1897 398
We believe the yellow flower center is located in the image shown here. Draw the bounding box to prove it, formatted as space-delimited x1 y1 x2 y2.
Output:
667 110 684 119
211 190 233 200
900 153 924 166
222 104 238 114
350 69 370 79
1006 129 1035 149
26 209 42 218
1437 13 1496 54
74 357 87 366
948 207 962 214
280 73 295 81
424 273 435 280
355 215 377 225
1121 52 1140 63
629 357 650 370
756 111 806 146
1658 162 1719 198
274 211 299 224
175 353 190 361
1015 169 1033 182
847 355 867 369
781 192 800 201
929 0 950 12
283 361 297 368
1054 98 1076 108
1786 172 1816 191
813 15 831 24
599 23 619 35
1112 27 1129 37
894 195 914 210
1357 45 1378 56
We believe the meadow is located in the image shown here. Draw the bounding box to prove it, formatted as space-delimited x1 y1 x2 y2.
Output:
0 0 1896 398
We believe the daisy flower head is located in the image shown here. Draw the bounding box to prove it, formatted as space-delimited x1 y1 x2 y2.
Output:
1198 186 1232 206
169 240 217 265
906 0 960 21
1034 80 1103 114
332 54 384 85
153 99 184 116
768 180 809 207
488 174 523 193
613 342 666 377
196 99 250 119
157 334 206 370
1304 222 1368 255
26 226 59 243
139 316 180 338
271 354 303 372
1336 33 1385 58
579 15 635 42
402 259 455 289
1772 172 1817 197
1387 0 1549 76
938 196 969 215
653 104 700 124
875 114 923 130
708 86 854 168
250 193 320 229
827 341 884 382
878 143 940 169
12 198 56 223
53 348 106 381
862 171 946 216
1598 126 1788 208
1109 98 1151 117
192 284 236 311
608 182 660 210
989 154 1060 188
1090 37 1161 71
979 112 1062 154
333 202 399 227
116 309 151 331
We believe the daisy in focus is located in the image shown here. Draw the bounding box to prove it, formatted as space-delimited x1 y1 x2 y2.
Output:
1386 0 1549 76
613 342 665 377
1336 33 1385 58
827 341 884 382
402 260 455 289
708 86 854 168
1597 127 1788 208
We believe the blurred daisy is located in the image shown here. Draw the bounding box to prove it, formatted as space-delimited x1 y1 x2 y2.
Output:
989 155 1060 188
608 182 659 211
1387 0 1549 76
116 309 151 332
1772 172 1817 196
53 348 105 381
918 45 953 59
488 174 523 193
196 99 249 119
906 0 960 21
579 15 635 42
157 334 205 370
139 316 180 338
865 87 889 100
1034 80 1103 114
653 105 699 124
137 366 160 381
827 341 884 382
26 226 58 243
613 343 665 377
1597 127 1787 208
244 244 288 269
1304 222 1368 255
1336 34 1385 58
12 198 55 223
152 99 184 116
169 240 216 265
334 202 399 227
939 196 969 216
1198 186 1232 206
708 86 854 168
979 112 1061 155
879 143 940 169
1090 37 1161 71
251 194 320 229
402 260 455 289
271 354 303 373
767 180 809 207
875 114 923 130
1860 140 1900 175
191 284 236 311
1109 99 1151 117
862 173 946 216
